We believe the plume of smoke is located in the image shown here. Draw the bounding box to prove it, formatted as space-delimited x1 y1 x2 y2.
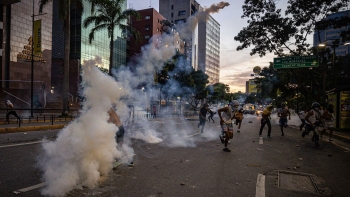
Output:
39 2 230 196
177 1 229 40
39 57 132 196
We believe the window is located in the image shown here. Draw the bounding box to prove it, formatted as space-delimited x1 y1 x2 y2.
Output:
157 19 160 23
157 28 159 32
145 35 150 39
175 19 186 24
171 5 173 10
145 16 150 19
171 13 173 17
145 25 150 31
178 11 186 16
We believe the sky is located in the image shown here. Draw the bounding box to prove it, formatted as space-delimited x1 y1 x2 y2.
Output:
126 0 291 93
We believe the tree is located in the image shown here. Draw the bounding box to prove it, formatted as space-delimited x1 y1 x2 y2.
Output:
235 0 350 105
208 83 230 103
83 0 141 75
39 0 83 115
187 70 209 110
235 0 350 57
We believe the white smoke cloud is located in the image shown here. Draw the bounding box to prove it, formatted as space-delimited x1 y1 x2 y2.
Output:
39 2 229 196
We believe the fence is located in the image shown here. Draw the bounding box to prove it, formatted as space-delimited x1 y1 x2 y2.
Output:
1 108 79 127
1 108 200 128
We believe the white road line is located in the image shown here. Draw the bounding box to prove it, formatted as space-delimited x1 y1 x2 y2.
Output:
0 141 42 148
259 137 263 144
187 132 201 137
14 182 46 193
256 174 265 197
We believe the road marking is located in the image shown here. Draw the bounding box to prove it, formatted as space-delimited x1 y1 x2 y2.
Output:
259 137 263 144
14 182 46 193
330 141 350 151
0 141 42 148
256 174 265 197
187 132 201 137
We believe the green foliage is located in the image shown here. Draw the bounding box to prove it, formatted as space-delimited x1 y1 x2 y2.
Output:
236 0 350 107
83 0 141 75
235 0 350 57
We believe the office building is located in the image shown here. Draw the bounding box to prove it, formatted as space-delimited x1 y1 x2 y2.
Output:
1 0 52 107
159 0 220 84
128 8 185 62
313 10 350 55
198 14 220 84
52 1 127 99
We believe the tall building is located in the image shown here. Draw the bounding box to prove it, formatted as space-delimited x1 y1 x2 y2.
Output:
198 14 220 84
159 0 220 84
1 0 52 107
127 8 185 62
128 8 166 58
52 1 127 99
313 10 350 55
159 0 201 70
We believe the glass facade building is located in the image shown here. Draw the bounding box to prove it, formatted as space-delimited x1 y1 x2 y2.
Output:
53 1 127 70
0 0 52 107
313 10 350 55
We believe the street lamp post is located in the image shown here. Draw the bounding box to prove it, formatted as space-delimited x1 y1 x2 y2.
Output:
31 0 46 117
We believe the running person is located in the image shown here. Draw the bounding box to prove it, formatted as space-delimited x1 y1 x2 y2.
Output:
218 100 240 152
304 102 322 147
207 109 216 123
234 108 244 132
259 105 273 137
320 104 335 141
277 102 290 136
198 103 209 133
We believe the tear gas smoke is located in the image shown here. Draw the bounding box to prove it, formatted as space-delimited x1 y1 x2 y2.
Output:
177 1 229 40
39 2 229 196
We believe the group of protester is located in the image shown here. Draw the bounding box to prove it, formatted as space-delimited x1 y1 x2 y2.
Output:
197 100 244 152
198 99 336 153
259 101 335 148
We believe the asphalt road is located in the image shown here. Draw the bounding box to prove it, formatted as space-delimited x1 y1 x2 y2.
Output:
1 115 350 197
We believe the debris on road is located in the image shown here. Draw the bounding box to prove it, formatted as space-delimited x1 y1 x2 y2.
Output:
246 164 261 167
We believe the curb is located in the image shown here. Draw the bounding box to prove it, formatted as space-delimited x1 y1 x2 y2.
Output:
0 124 66 134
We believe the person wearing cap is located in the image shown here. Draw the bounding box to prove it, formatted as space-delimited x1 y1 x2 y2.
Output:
5 100 20 123
198 103 209 133
259 105 273 137
218 100 240 152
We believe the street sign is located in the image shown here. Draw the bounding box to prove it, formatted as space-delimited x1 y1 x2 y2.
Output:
273 55 319 69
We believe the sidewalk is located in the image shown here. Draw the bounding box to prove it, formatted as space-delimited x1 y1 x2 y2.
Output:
1 116 350 145
0 121 68 134
288 125 350 144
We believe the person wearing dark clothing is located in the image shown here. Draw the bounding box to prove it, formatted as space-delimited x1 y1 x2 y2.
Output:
198 103 209 133
298 109 306 131
5 100 20 123
259 105 273 137
207 109 215 123
152 105 157 118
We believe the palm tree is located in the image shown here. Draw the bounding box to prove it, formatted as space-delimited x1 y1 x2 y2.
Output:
39 0 84 115
83 0 141 75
